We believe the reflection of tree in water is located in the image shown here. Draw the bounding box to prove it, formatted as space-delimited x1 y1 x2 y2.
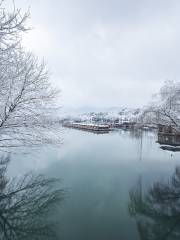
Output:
129 129 143 140
129 167 180 240
0 155 65 240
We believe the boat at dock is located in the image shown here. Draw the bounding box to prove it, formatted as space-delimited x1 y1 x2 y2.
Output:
113 122 136 129
63 122 110 133
160 145 180 152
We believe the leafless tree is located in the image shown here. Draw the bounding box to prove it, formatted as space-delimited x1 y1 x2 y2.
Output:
0 0 29 51
0 1 61 149
0 156 65 240
141 81 180 130
0 50 60 148
0 3 63 237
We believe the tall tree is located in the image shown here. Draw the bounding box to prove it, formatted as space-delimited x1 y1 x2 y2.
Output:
0 1 60 148
142 81 180 130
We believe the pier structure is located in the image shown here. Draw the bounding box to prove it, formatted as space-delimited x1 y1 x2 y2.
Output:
63 122 110 133
157 124 180 151
113 121 137 129
158 133 180 146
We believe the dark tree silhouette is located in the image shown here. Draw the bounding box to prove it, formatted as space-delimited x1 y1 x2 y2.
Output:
0 156 65 240
129 168 180 240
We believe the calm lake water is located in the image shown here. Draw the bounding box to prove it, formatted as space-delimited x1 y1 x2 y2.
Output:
8 128 180 239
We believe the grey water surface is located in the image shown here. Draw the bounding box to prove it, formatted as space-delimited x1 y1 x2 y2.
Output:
8 129 180 240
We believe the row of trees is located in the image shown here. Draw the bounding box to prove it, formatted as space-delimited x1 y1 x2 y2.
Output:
0 1 60 149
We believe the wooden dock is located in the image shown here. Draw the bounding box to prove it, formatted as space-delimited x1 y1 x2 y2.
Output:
158 132 180 146
113 122 137 129
157 124 180 147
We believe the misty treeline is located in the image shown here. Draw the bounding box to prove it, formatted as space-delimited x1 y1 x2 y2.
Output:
0 1 60 148
141 80 180 130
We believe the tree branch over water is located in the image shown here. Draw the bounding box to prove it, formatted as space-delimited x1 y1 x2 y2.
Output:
0 1 61 149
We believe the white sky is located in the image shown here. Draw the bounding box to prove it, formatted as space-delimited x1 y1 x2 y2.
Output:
8 0 180 109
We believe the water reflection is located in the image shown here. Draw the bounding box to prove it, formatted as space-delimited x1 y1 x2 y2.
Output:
0 155 65 240
129 167 180 239
128 129 143 140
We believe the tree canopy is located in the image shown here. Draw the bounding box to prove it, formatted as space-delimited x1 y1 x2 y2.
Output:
142 81 180 130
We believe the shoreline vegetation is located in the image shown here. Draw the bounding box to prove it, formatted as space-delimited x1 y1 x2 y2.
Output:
59 80 180 150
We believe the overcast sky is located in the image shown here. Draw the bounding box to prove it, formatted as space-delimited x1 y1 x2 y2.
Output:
11 0 180 109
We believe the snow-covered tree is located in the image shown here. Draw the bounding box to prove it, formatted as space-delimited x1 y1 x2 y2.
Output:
0 1 60 148
142 81 180 130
